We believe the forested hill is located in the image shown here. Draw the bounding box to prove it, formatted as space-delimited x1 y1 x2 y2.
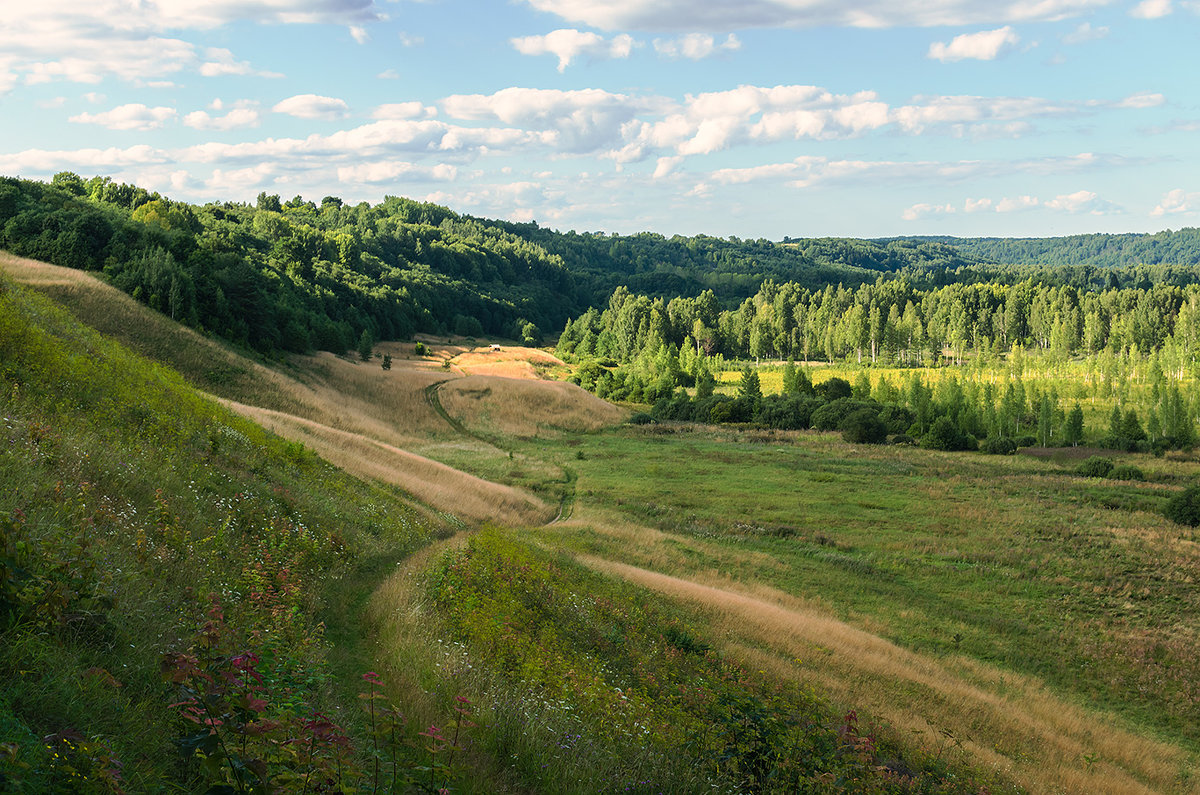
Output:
0 173 993 355
4 171 1200 358
491 223 990 298
897 229 1200 270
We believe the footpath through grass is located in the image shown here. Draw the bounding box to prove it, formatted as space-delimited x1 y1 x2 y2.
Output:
550 424 1200 758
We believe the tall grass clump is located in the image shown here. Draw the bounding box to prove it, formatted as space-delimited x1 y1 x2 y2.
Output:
425 529 1012 794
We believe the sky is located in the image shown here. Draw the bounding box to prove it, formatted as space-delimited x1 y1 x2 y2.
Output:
1 0 1198 239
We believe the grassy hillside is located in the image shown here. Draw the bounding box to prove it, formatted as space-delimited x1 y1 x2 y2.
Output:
0 270 444 791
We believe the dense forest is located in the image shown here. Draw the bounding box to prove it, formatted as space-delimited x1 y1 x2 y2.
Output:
0 174 584 354
557 278 1200 453
900 229 1200 270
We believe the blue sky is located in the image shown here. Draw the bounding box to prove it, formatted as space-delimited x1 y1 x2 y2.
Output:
1 0 1197 239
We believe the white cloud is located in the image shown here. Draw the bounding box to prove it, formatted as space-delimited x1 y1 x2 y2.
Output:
336 161 458 183
372 102 437 120
1116 91 1165 109
398 31 424 47
905 192 1119 216
1061 21 1109 44
511 29 635 71
199 47 281 78
652 156 683 178
1130 0 1172 18
349 25 369 44
424 181 562 223
995 195 1041 212
377 68 401 79
902 202 956 221
1151 188 1199 216
442 87 661 153
69 103 177 131
692 151 1143 193
1043 189 1123 214
0 2 363 88
272 94 351 120
928 26 1019 61
205 163 280 194
0 145 169 175
519 0 1107 31
183 101 261 131
653 33 741 59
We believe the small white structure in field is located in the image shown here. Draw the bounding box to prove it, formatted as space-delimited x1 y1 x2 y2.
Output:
490 344 502 352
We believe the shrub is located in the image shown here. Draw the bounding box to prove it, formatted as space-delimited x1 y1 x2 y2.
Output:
1076 456 1114 478
877 405 915 435
628 412 654 425
1014 435 1037 448
841 409 887 444
890 434 916 446
1109 464 1144 481
1164 485 1200 527
414 341 428 356
980 437 1017 455
816 377 852 401
922 416 968 451
811 398 876 432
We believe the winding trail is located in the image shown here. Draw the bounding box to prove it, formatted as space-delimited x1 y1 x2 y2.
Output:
578 555 1190 795
423 379 578 525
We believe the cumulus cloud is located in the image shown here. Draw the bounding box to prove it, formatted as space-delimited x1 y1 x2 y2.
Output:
199 47 281 78
518 0 1107 31
902 202 956 221
1061 21 1109 44
442 87 662 153
0 2 371 88
372 102 437 120
691 152 1143 195
425 181 562 223
1043 189 1122 213
0 145 169 175
1116 91 1165 109
336 161 458 183
900 190 1122 217
69 103 177 131
928 26 1019 61
995 195 1040 212
1130 0 1172 18
510 29 635 71
653 155 684 178
1151 188 1198 216
272 94 351 120
653 33 741 59
183 101 261 131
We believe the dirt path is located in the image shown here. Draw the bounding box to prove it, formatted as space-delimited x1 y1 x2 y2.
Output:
424 379 578 524
223 399 553 526
579 555 1194 795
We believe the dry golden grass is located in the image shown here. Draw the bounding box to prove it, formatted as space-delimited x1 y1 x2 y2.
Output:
580 555 1195 795
225 400 553 526
439 375 627 438
453 345 566 375
0 254 562 525
280 351 457 447
0 252 90 285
